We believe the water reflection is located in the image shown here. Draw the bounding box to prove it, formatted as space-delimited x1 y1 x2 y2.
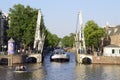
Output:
0 53 120 80
75 64 120 80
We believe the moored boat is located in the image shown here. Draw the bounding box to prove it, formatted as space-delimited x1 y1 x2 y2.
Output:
14 65 27 73
50 49 70 62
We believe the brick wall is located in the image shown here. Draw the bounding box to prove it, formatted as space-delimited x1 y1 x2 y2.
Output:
12 55 27 64
0 54 27 64
92 56 120 64
110 35 120 46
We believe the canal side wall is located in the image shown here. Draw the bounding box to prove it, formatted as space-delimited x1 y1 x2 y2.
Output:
0 53 42 64
92 56 120 64
0 54 28 64
72 49 120 64
12 55 27 64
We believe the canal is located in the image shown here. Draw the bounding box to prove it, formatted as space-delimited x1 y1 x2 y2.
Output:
0 52 120 80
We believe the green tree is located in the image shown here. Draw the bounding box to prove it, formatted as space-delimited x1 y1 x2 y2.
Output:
61 33 75 47
7 4 46 49
69 33 75 47
61 36 69 47
84 20 105 51
44 31 60 47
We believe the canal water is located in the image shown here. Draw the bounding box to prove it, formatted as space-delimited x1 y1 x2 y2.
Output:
0 52 120 80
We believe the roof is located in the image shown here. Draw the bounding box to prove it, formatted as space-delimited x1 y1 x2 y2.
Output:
104 44 120 48
107 25 120 36
8 38 15 42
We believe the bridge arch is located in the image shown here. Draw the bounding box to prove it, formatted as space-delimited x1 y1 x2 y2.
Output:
0 58 8 65
26 54 42 63
26 57 37 63
82 57 92 64
79 54 93 64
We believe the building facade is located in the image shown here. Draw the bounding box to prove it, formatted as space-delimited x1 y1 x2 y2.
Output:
0 10 9 51
107 25 120 46
102 25 120 56
103 44 120 56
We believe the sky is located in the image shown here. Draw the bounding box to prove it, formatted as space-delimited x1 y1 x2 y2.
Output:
0 0 120 38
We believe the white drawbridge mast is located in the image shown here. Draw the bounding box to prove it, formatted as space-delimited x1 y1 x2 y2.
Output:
75 11 86 54
33 9 45 53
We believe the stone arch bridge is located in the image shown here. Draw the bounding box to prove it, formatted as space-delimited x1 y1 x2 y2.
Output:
77 54 93 64
26 54 42 63
0 53 42 66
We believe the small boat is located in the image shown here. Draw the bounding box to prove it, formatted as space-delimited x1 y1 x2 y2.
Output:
14 65 27 73
50 49 70 62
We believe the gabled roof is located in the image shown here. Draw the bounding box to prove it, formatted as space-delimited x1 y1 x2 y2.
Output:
104 44 120 48
107 25 120 36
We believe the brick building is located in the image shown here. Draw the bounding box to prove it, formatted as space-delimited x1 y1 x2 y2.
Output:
99 24 120 54
107 25 120 46
0 10 9 51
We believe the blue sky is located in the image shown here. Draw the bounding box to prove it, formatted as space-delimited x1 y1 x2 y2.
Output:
0 0 120 38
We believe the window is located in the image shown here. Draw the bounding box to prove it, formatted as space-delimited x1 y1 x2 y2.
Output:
112 49 115 54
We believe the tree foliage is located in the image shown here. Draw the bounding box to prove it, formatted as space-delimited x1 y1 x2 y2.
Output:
44 31 60 47
61 33 75 47
7 4 46 48
84 20 105 49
